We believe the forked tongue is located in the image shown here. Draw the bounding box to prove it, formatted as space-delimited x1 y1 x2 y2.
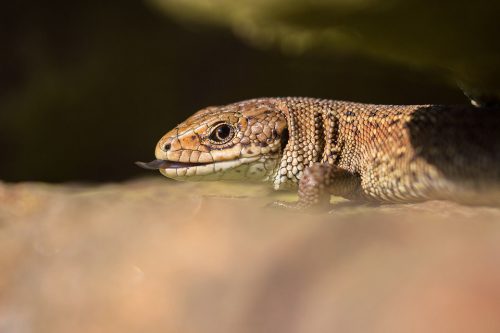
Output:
135 159 172 170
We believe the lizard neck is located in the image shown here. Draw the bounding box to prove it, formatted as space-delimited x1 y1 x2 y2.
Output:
272 97 350 190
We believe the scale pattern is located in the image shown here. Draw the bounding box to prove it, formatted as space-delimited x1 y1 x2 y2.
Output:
153 97 500 207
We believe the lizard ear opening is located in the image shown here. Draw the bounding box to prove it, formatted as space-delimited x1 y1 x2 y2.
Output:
280 128 289 152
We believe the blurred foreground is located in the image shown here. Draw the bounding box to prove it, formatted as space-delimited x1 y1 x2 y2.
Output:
1 179 500 332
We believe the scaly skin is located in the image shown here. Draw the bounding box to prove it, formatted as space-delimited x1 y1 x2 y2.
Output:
138 98 500 209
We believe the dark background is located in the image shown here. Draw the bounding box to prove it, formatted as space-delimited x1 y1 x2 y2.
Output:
2 0 497 183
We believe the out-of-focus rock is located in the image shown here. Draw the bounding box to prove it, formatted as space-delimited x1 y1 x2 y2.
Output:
1 178 500 332
151 0 500 97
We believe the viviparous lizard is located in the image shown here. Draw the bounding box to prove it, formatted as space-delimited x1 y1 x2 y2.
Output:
137 98 500 209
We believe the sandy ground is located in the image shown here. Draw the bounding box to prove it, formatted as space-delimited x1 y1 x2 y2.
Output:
1 178 500 333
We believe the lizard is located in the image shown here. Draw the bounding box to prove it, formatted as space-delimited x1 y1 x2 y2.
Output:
136 97 500 210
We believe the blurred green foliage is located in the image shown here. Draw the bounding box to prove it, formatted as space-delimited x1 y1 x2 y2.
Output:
152 0 500 94
0 0 475 182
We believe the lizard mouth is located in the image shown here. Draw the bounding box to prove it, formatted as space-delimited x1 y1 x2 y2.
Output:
135 159 211 170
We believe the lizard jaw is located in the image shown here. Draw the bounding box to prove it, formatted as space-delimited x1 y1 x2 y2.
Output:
159 157 266 181
137 156 278 181
135 159 211 170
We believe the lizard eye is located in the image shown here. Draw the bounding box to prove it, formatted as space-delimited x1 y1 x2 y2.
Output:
209 123 235 144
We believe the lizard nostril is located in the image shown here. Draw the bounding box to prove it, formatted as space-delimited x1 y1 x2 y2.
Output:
162 143 171 151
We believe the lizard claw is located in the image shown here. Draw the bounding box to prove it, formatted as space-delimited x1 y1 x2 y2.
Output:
265 200 299 210
265 200 332 213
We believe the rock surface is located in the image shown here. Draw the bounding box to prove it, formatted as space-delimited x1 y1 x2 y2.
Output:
1 178 500 333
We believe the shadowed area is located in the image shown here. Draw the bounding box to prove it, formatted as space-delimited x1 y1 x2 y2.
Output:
408 106 500 184
0 0 468 183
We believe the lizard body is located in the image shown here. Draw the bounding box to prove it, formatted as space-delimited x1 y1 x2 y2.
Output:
137 98 500 209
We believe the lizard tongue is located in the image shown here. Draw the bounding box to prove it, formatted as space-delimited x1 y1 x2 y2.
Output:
135 159 208 170
135 159 172 170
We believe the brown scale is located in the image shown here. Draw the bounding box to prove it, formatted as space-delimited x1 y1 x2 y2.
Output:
148 97 500 210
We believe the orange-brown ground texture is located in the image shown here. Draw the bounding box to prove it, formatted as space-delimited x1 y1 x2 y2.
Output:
1 178 500 333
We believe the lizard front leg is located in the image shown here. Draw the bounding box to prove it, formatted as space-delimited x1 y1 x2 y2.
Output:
271 163 362 211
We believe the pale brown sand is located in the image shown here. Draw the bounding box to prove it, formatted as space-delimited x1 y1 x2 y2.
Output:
1 178 500 333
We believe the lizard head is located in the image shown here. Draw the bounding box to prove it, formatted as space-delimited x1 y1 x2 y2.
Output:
137 99 289 181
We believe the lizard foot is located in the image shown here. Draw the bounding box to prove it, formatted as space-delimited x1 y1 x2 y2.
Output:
266 164 361 213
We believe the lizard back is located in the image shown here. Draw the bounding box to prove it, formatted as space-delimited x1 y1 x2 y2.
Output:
278 98 500 203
